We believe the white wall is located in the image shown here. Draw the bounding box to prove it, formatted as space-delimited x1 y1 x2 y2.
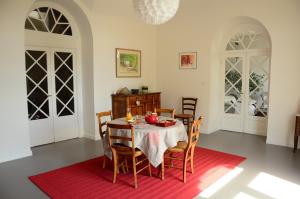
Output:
0 0 33 163
156 0 300 147
76 0 158 139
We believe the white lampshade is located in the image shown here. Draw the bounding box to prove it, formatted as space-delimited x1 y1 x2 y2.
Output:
133 0 180 25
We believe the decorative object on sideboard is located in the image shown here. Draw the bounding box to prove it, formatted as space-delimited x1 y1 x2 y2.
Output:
179 52 197 69
133 0 180 25
116 87 130 95
136 100 140 106
141 86 148 93
116 48 141 78
131 89 139 94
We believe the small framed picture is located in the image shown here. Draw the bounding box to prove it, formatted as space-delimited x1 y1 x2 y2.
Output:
179 52 197 69
116 48 141 78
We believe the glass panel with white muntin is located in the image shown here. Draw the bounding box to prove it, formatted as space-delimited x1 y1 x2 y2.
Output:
224 56 243 114
25 7 72 36
248 55 269 117
226 31 270 51
54 52 75 117
25 50 49 120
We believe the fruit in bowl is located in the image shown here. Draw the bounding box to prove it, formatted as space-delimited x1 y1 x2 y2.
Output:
145 113 158 124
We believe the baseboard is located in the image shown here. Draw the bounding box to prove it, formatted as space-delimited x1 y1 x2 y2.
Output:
201 130 211 134
83 132 100 140
203 128 220 134
266 139 296 149
0 150 32 164
83 132 96 140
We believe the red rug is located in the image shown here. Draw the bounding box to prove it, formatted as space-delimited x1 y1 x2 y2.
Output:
29 147 245 199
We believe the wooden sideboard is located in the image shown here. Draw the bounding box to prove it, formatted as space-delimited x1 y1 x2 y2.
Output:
111 92 161 119
294 114 300 152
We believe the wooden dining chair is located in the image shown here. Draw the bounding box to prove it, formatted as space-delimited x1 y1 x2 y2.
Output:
107 123 152 189
154 108 175 118
163 116 203 183
96 111 113 169
175 97 198 132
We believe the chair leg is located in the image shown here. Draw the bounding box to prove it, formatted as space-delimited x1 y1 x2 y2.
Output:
112 150 118 184
148 159 152 177
125 157 129 173
121 157 126 174
102 156 106 169
132 156 138 189
183 151 189 183
161 158 165 180
190 147 195 174
168 152 173 168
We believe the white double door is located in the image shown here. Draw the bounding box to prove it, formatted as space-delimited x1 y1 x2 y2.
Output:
222 50 270 135
25 46 78 146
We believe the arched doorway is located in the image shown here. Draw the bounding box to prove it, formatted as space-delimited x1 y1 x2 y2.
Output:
24 1 93 146
221 21 271 135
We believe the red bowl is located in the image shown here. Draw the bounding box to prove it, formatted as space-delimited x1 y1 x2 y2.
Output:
145 115 158 124
156 120 176 127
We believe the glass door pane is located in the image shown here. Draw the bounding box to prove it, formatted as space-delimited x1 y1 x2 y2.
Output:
25 50 50 120
224 56 243 114
248 55 270 117
54 51 75 117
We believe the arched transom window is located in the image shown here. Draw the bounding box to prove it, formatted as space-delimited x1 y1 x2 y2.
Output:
226 30 270 51
25 7 72 36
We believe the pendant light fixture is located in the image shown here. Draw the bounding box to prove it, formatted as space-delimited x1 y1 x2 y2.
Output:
133 0 180 25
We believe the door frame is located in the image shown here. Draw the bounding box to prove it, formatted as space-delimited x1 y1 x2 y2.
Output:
222 49 271 135
243 50 271 135
25 46 80 146
25 46 55 146
222 51 246 132
51 48 79 142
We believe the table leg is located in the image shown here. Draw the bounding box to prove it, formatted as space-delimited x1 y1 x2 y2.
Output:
158 160 164 180
294 135 298 153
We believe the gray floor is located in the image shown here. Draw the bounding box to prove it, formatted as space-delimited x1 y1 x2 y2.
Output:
0 131 300 199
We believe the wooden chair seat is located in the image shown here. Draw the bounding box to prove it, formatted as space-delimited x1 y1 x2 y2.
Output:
168 141 188 152
112 144 143 157
175 113 193 119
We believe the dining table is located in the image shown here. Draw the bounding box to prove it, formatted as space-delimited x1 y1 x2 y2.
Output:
103 116 188 167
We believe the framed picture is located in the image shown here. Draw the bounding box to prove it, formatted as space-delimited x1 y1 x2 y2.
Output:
116 48 141 77
179 52 197 69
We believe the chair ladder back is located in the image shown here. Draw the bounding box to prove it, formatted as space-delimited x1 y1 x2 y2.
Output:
154 108 175 118
107 123 136 153
182 97 198 119
96 111 112 139
187 117 202 147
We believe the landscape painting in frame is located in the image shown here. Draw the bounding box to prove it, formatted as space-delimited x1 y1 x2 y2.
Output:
179 52 197 69
116 48 141 77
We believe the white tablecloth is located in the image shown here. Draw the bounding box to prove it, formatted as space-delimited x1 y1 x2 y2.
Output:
104 117 187 167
